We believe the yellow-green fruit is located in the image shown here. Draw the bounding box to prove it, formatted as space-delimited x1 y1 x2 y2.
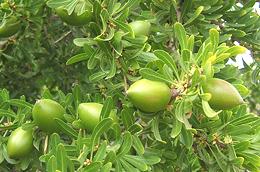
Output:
0 16 20 38
32 99 65 133
55 7 92 26
7 127 33 159
129 20 151 36
126 79 171 113
78 103 117 131
202 78 244 110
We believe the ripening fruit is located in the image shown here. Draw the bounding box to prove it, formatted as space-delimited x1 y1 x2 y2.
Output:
55 7 92 26
202 78 244 110
129 20 151 36
32 99 65 133
7 127 33 159
0 16 20 38
78 103 117 131
126 79 171 113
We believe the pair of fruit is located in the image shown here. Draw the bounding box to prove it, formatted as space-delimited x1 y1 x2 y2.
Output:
0 16 20 38
127 78 244 113
7 99 116 159
31 99 116 133
56 6 151 38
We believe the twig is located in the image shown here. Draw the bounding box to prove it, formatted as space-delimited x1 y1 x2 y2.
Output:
123 75 128 92
54 31 72 44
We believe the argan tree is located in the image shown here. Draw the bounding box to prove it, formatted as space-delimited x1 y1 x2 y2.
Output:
0 0 259 171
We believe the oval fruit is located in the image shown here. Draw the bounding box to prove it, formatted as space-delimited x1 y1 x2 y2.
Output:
7 127 33 159
129 20 151 36
78 103 117 131
55 7 92 26
32 99 65 133
202 78 244 110
0 16 20 38
126 79 171 113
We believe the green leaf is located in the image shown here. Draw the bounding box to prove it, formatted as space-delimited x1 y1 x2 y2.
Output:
83 162 102 172
187 35 195 51
184 6 204 26
73 38 96 47
162 65 174 82
132 135 145 155
139 68 172 84
54 118 78 138
46 0 71 8
175 101 192 129
47 155 57 172
233 84 250 97
120 159 139 172
89 71 107 82
123 155 148 171
90 118 113 159
225 46 246 57
180 128 193 149
140 154 161 165
104 151 117 164
112 19 134 37
77 145 91 165
100 162 112 172
215 53 231 63
49 133 61 150
0 109 16 118
121 108 135 129
202 99 222 119
171 116 182 138
105 58 116 79
93 141 107 162
9 99 33 109
174 22 187 50
118 132 133 157
151 116 166 144
100 96 113 120
56 144 67 172
87 50 99 70
116 0 140 13
128 124 143 135
154 50 179 80
209 28 219 52
209 146 227 172
196 42 213 63
66 53 90 65
180 49 192 71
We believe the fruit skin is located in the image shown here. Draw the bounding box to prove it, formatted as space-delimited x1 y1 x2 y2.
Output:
126 79 171 113
0 16 20 38
129 20 151 36
78 103 117 131
32 99 65 133
202 78 244 110
7 127 33 159
55 7 92 26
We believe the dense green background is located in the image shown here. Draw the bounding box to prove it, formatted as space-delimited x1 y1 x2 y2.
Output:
0 0 259 171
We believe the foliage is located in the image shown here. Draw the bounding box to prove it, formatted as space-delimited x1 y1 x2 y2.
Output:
0 0 259 171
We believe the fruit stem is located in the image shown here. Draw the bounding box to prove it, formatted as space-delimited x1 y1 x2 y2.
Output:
171 88 181 99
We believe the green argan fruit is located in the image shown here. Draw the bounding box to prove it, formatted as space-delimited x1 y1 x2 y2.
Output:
202 78 244 110
126 79 171 113
7 127 33 159
129 20 151 36
78 103 117 131
55 7 92 26
0 16 20 38
32 99 65 133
